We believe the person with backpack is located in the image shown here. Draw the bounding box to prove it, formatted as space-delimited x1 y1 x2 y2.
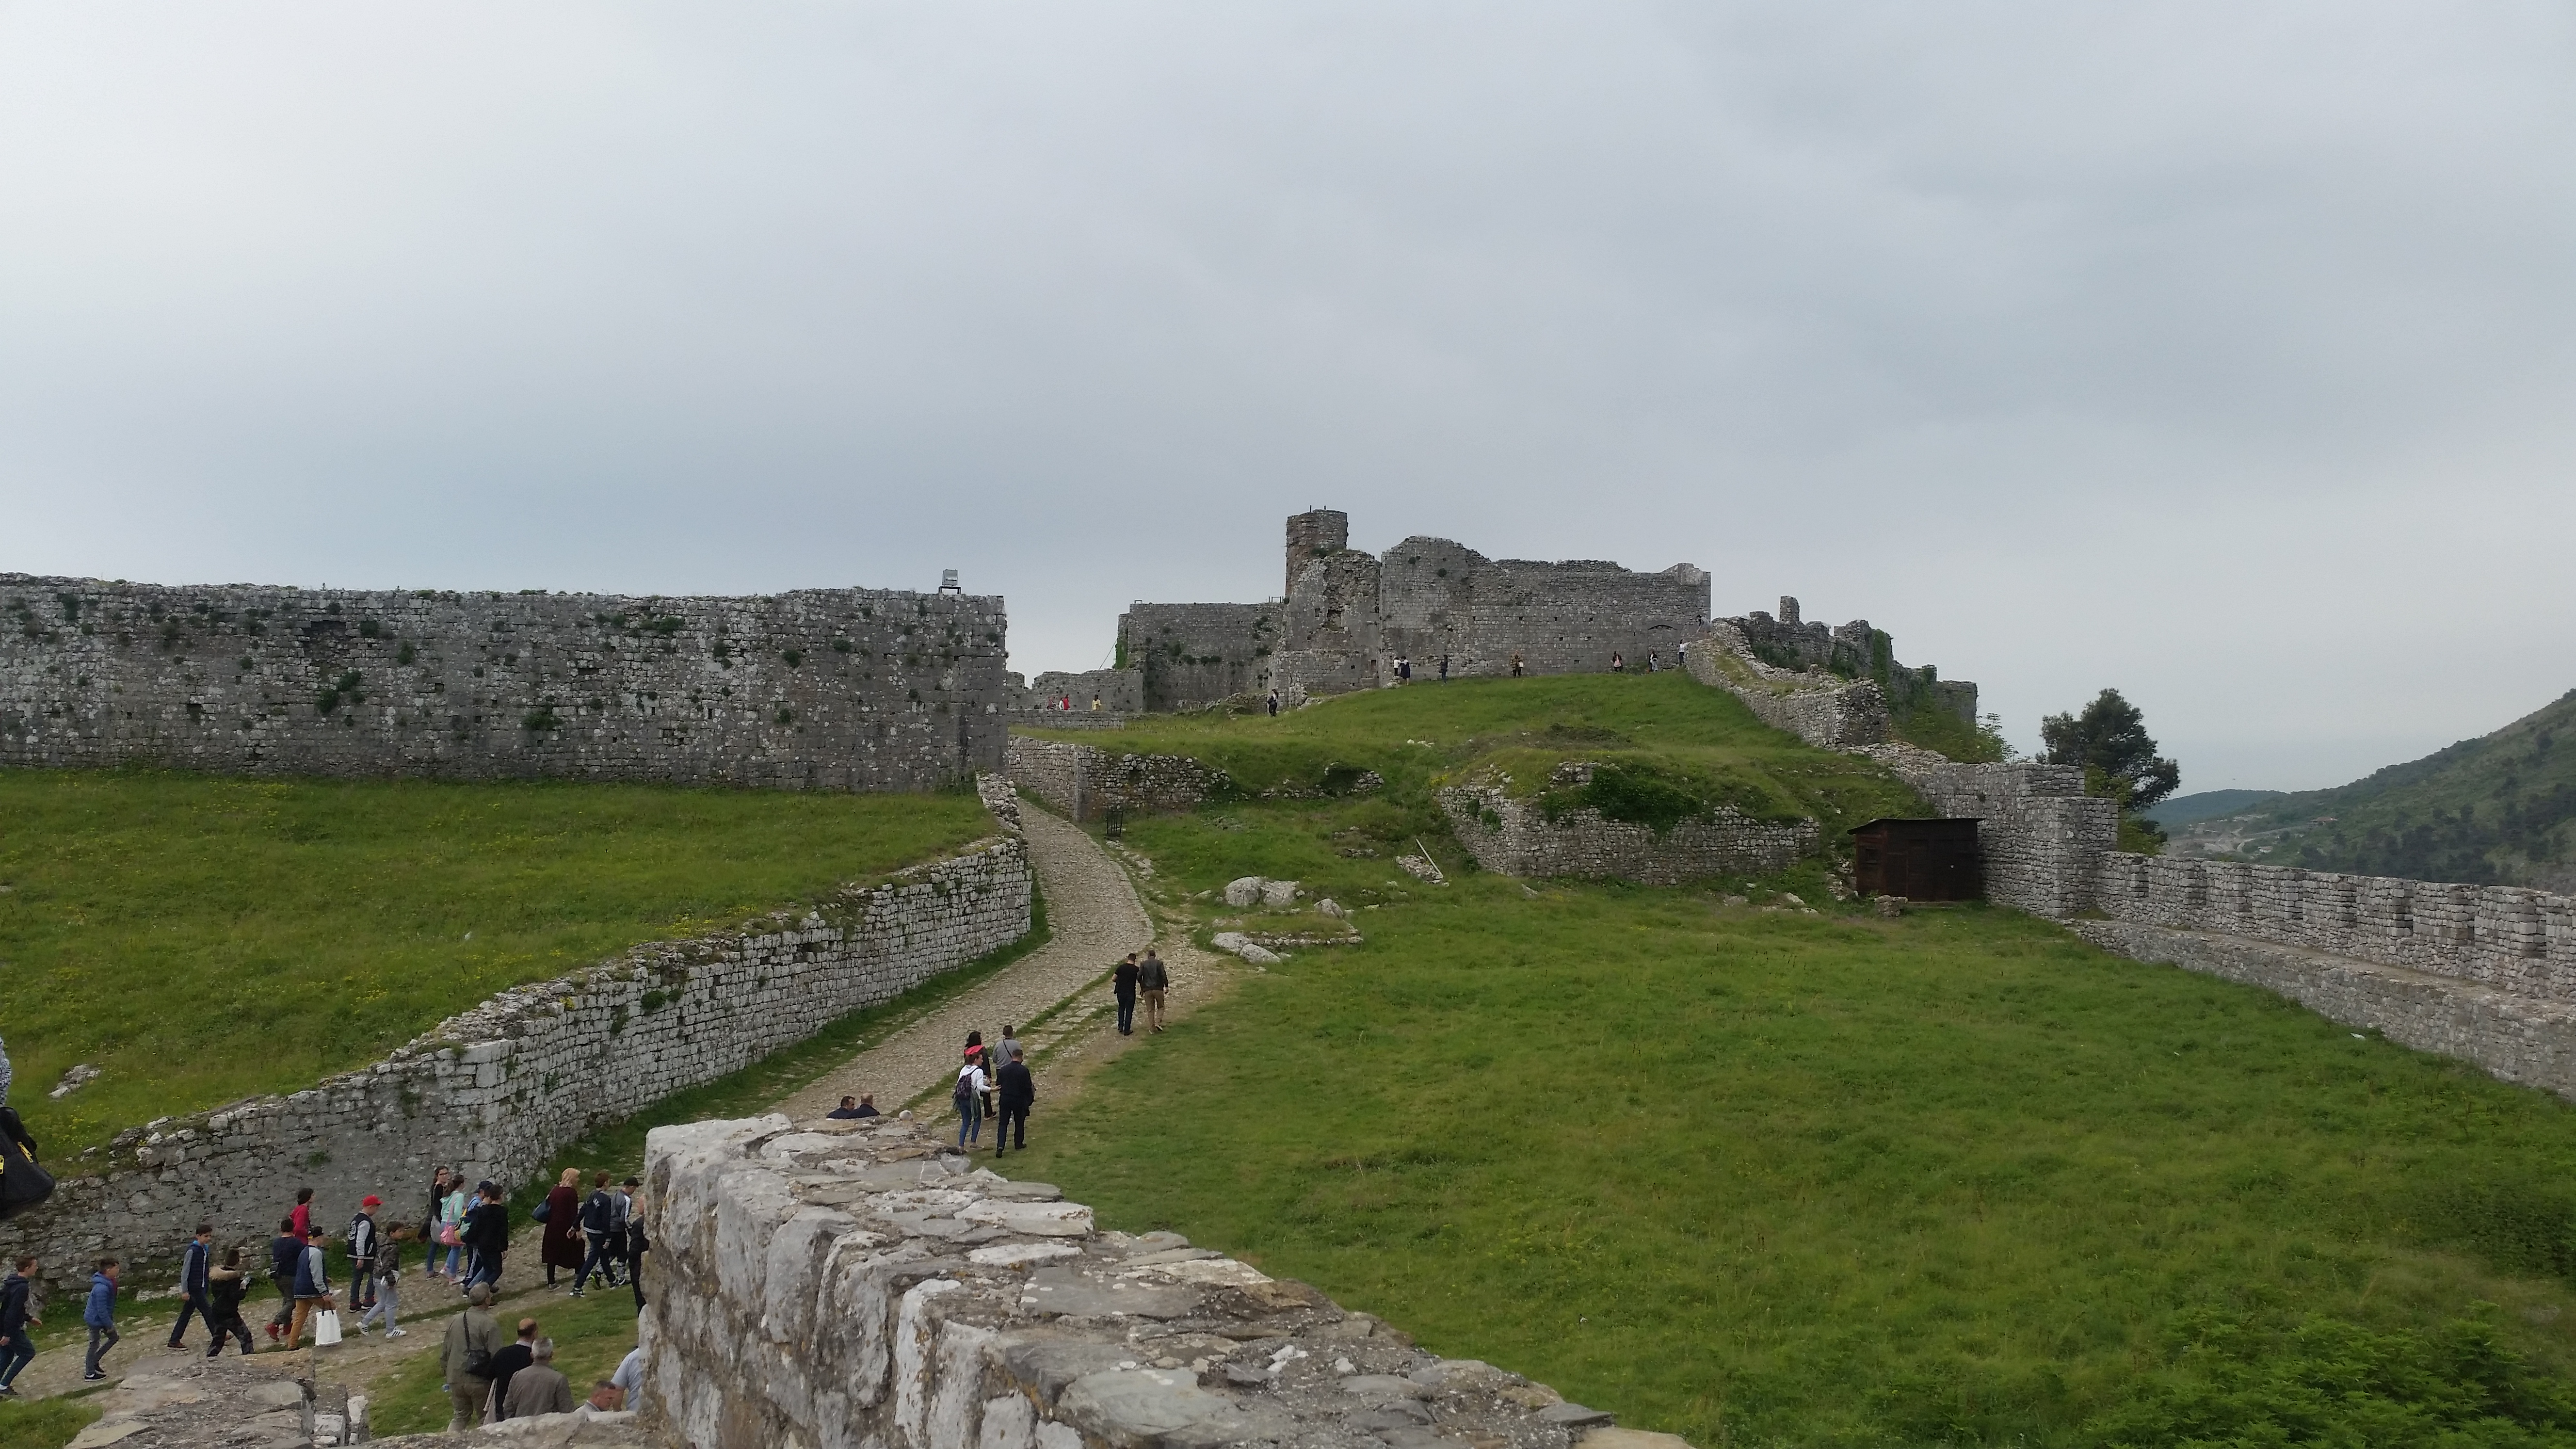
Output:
81 1257 120 1381
541 1169 584 1290
0 1255 40 1395
166 1223 215 1349
462 1183 510 1292
264 1217 301 1347
1113 954 1140 1036
575 1172 621 1297
994 1045 1036 1156
357 1225 408 1338
1137 949 1170 1033
953 1055 988 1148
443 1282 503 1432
0 1100 51 1223
204 1248 255 1357
346 1197 381 1320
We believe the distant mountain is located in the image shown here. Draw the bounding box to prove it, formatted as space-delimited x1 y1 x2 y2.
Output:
2161 688 2576 891
2143 789 2286 828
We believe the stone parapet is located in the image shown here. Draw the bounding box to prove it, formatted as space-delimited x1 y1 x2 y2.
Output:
2070 920 2576 1102
0 575 1008 790
1438 781 1816 886
639 1112 1681 1449
2093 853 2576 998
0 826 1032 1293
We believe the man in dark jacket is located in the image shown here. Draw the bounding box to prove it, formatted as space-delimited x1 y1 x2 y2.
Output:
463 1184 510 1292
0 1255 39 1394
1112 954 1140 1036
994 1046 1036 1155
346 1197 381 1319
166 1224 215 1349
485 1317 538 1419
576 1174 619 1297
265 1217 301 1347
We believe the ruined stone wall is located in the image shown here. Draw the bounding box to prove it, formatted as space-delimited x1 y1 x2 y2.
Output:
1371 540 1708 682
2091 853 2576 996
1116 604 1281 712
0 828 1033 1292
1028 668 1144 715
1005 737 1224 823
1723 596 1973 723
1438 781 1817 886
0 576 1009 789
1853 746 2117 917
1682 625 1890 749
640 1112 1662 1449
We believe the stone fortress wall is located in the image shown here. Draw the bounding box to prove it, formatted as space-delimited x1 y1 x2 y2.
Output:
1004 737 1226 824
1438 771 1818 886
643 1112 1673 1449
0 575 1011 789
0 812 1033 1292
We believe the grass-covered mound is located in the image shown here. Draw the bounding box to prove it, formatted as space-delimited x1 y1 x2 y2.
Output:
1021 673 1920 839
0 770 995 1156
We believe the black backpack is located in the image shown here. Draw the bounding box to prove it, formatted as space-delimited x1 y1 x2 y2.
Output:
0 1109 51 1223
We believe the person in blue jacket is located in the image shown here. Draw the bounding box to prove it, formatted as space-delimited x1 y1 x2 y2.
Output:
0 1255 41 1395
82 1256 121 1381
167 1224 215 1349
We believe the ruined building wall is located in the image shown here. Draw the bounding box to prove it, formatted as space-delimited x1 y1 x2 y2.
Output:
0 576 1010 789
1723 596 1975 724
0 826 1032 1293
1115 604 1281 713
1373 539 1709 681
641 1112 1659 1449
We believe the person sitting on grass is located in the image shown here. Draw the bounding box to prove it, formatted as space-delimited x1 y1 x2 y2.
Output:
827 1095 880 1120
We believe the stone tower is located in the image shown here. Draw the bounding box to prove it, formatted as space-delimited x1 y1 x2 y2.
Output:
1286 509 1350 597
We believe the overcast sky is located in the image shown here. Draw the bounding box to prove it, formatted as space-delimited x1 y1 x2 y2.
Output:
3 3 2570 791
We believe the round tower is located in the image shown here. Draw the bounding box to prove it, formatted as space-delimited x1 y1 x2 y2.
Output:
1286 509 1350 596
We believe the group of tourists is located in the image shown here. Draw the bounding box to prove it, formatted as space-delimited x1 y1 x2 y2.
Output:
438 1283 644 1432
952 1026 1038 1153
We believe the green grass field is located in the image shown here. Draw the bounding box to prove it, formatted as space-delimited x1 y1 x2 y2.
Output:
998 676 2576 1447
1022 673 1921 838
0 770 995 1156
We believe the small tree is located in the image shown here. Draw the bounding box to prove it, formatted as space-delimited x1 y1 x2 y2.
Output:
2041 689 2180 849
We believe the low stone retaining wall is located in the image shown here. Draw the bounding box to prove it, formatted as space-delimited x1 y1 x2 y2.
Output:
2093 852 2576 997
0 820 1033 1293
639 1112 1686 1449
1855 747 2117 917
1005 736 1224 822
1680 625 1888 749
2069 920 2576 1102
1439 782 1816 886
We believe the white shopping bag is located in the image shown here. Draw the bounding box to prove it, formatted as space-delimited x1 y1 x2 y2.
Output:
314 1309 343 1347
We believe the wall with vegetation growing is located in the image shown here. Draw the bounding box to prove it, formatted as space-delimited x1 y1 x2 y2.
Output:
0 575 1009 790
1439 773 1818 884
0 826 1032 1291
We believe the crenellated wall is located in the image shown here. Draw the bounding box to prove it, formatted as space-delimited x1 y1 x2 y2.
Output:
0 575 1009 789
0 819 1033 1292
639 1112 1674 1449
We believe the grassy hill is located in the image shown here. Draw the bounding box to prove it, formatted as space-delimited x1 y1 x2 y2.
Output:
2178 688 2576 889
2141 788 2286 828
1003 676 2576 1448
1022 673 1924 849
0 770 994 1156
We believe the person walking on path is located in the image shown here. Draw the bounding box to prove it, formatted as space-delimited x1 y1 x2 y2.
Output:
622 1180 649 1311
81 1256 120 1381
485 1318 537 1420
954 1055 988 1148
462 1183 510 1292
505 1337 575 1419
204 1249 255 1357
443 1283 503 1433
541 1170 583 1291
347 1197 382 1321
1511 651 1523 677
290 1186 316 1244
576 1173 622 1297
167 1223 215 1349
423 1167 454 1283
287 1230 335 1350
0 1255 39 1395
1138 949 1170 1033
264 1216 301 1347
994 1046 1035 1156
358 1226 407 1338
438 1175 471 1283
1439 654 1449 682
994 1025 1022 1075
1113 954 1140 1036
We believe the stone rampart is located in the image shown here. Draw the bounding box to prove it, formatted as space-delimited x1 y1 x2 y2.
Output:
1439 781 1817 886
2091 853 2576 997
1117 604 1281 713
1681 624 1889 749
639 1112 1675 1449
1027 668 1144 715
1005 737 1224 823
1853 746 2117 917
0 575 1008 789
0 824 1033 1292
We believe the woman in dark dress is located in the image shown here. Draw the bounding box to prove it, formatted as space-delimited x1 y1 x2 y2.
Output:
541 1168 585 1289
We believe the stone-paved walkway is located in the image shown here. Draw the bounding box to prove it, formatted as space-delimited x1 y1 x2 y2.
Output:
773 803 1157 1120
